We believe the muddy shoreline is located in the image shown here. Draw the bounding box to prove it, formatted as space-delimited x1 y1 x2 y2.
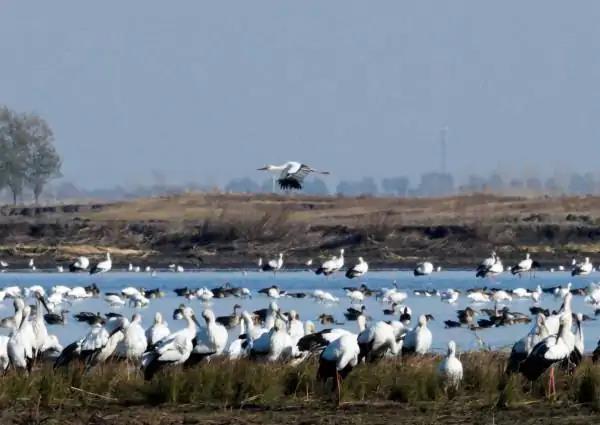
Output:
1 193 600 270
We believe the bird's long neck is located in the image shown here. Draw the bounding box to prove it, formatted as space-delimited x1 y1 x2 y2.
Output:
575 319 583 341
357 316 366 332
243 315 254 332
185 316 197 333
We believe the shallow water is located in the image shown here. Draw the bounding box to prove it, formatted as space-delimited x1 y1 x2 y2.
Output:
0 270 597 354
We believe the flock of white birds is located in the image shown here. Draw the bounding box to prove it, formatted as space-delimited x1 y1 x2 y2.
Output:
0 248 599 398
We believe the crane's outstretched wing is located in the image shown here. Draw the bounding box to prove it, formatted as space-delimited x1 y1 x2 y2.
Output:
278 164 311 190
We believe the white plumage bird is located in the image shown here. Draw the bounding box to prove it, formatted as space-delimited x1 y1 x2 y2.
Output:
261 253 284 275
187 309 228 365
115 314 148 361
572 257 593 277
520 313 576 395
414 261 434 276
402 315 432 355
438 340 463 389
357 321 402 362
90 252 112 275
345 257 368 279
317 334 360 403
7 305 34 371
315 249 345 276
145 312 170 347
69 256 89 272
257 161 330 190
141 307 197 380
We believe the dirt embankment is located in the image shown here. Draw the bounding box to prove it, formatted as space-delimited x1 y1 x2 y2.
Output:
2 193 600 269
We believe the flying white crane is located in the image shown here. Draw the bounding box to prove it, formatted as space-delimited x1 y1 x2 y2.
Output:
257 161 330 191
345 257 368 279
90 252 112 275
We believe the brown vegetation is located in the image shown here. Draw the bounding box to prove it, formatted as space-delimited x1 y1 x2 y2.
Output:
3 193 600 268
1 353 600 424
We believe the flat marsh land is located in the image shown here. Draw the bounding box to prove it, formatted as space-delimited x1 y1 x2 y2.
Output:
3 193 600 268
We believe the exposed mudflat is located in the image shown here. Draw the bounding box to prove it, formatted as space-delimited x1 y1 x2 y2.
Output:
2 193 600 269
1 400 598 425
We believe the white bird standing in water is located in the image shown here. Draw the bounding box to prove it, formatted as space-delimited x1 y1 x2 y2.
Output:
90 252 112 275
315 249 345 276
414 261 434 276
261 253 284 276
572 257 593 276
69 256 89 272
345 257 368 279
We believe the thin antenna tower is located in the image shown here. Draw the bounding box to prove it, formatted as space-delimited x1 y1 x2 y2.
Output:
440 126 448 174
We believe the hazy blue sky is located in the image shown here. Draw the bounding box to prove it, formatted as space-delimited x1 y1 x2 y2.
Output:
2 1 600 187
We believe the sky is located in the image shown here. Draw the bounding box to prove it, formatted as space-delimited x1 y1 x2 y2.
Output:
1 1 600 188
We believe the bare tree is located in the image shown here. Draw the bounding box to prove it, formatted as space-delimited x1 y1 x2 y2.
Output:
20 113 61 203
0 107 61 205
0 107 29 205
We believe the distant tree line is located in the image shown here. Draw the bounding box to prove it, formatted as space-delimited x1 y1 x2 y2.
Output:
221 171 600 198
0 106 62 204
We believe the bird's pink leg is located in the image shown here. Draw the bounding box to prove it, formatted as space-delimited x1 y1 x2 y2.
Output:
548 367 556 397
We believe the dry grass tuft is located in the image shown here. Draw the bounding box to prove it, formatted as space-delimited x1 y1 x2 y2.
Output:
2 353 600 417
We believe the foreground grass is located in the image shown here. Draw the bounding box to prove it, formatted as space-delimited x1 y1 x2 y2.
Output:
2 353 600 415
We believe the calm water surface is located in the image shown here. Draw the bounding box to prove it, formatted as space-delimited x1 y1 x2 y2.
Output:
0 270 597 354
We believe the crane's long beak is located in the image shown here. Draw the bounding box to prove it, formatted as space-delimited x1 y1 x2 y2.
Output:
308 167 330 175
39 296 51 314
108 323 124 338
192 315 203 328
257 167 268 171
